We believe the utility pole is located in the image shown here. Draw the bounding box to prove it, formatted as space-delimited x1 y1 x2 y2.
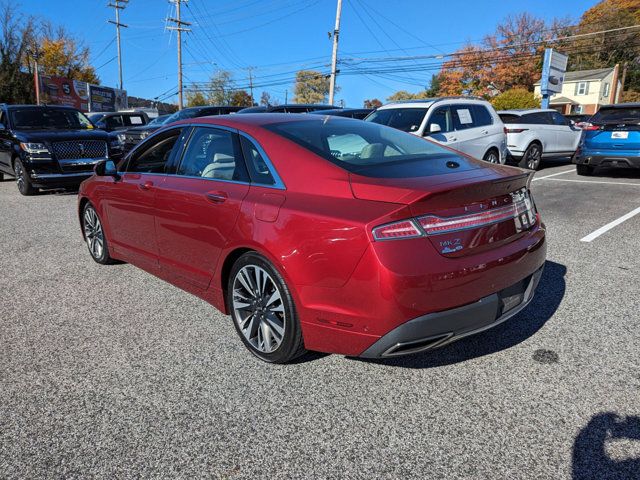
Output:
108 0 128 90
27 46 42 105
618 62 628 103
167 0 191 110
328 0 342 106
246 67 255 106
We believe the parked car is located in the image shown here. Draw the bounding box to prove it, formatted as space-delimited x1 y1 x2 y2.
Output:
573 103 640 176
121 105 242 152
0 104 120 195
147 114 171 126
498 109 582 170
78 114 546 363
366 98 507 164
237 104 338 114
565 114 591 128
88 111 149 132
309 108 374 119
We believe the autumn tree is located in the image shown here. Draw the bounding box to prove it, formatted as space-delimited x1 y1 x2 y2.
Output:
293 70 331 104
206 70 234 105
230 89 252 107
386 90 415 101
38 22 99 83
363 98 382 108
0 2 35 103
186 88 208 107
491 88 541 110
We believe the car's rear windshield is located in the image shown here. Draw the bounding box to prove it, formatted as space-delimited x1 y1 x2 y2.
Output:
365 108 429 133
11 108 94 130
590 107 640 125
498 114 522 124
264 118 470 178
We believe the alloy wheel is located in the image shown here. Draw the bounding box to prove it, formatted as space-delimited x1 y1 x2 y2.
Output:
83 207 105 260
14 161 25 193
232 265 286 354
526 145 541 170
485 152 499 164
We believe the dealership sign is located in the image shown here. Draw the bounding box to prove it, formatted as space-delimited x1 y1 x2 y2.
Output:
38 75 127 113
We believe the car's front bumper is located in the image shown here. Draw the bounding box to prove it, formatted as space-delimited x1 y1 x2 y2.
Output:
359 266 544 358
573 151 640 169
29 171 93 189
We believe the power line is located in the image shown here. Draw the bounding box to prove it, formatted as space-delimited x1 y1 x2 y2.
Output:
166 0 192 110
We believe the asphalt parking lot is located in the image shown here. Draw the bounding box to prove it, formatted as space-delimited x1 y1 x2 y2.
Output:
1 161 639 479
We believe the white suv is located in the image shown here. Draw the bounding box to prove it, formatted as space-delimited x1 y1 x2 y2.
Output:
498 109 582 170
365 97 507 164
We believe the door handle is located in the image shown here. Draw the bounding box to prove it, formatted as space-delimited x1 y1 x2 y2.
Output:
481 130 489 135
138 180 154 191
447 136 457 142
206 191 228 203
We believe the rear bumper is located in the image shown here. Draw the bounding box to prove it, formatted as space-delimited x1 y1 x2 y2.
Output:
573 152 640 169
359 266 543 358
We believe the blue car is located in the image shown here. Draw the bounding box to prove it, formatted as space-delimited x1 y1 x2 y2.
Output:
573 103 640 176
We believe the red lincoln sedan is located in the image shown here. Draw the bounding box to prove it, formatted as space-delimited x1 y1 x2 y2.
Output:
78 114 546 363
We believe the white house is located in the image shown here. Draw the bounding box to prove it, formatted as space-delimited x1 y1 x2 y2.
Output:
534 66 622 115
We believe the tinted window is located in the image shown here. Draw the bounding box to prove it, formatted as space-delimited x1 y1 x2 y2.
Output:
426 106 453 133
522 112 552 125
124 115 146 126
265 118 463 178
177 127 248 182
366 108 429 133
591 107 640 124
499 114 522 124
127 129 182 173
452 105 475 130
10 108 93 130
239 136 275 185
472 105 493 127
106 115 124 129
551 112 569 126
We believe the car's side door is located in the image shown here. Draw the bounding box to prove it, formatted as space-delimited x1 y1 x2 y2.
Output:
154 126 251 289
103 127 186 268
449 104 483 158
424 106 458 150
550 111 581 152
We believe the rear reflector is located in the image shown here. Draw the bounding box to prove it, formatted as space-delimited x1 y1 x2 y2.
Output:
372 220 422 240
372 189 536 240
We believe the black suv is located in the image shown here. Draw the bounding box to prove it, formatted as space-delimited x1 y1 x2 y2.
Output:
88 111 149 132
0 104 120 195
121 105 243 152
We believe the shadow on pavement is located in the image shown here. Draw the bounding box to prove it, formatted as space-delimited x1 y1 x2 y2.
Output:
573 412 640 480
354 260 566 369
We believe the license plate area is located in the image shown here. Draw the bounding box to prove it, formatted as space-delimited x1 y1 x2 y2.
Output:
611 131 629 139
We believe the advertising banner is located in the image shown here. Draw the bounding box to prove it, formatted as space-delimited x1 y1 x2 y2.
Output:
89 85 128 112
39 75 90 111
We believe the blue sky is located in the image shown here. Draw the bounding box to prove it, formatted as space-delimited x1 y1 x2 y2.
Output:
23 0 599 107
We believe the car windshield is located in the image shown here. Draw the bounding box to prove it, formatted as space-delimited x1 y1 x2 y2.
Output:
11 108 95 130
164 109 200 123
88 113 104 123
265 117 464 178
365 108 429 133
590 107 640 125
148 115 170 126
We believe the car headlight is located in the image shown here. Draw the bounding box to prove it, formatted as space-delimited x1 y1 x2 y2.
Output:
140 130 150 139
20 142 50 154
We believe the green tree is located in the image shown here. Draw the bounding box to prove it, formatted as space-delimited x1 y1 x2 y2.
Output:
230 89 252 107
293 70 330 103
0 2 35 104
186 88 208 107
490 88 541 110
386 90 415 102
424 73 442 97
207 70 234 105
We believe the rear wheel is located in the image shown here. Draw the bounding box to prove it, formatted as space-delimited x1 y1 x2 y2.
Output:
14 158 37 195
518 143 542 170
82 203 116 264
483 149 500 164
576 164 595 176
0 171 4 181
228 252 306 363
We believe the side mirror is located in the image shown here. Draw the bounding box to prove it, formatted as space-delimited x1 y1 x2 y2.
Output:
427 123 442 134
95 121 107 130
95 159 119 178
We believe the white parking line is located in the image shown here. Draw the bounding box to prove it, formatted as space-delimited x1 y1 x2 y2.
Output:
543 178 640 187
580 206 640 242
532 169 575 181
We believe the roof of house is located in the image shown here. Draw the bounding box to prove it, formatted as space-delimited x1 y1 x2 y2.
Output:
549 96 578 105
534 67 616 85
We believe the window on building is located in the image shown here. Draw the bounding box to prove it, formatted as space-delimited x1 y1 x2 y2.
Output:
603 83 610 98
576 82 589 95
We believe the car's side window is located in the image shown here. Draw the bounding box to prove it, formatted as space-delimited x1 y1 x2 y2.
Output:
176 127 249 182
106 115 124 129
126 129 183 174
239 136 276 186
523 113 551 125
426 107 453 133
452 105 476 130
125 115 145 126
472 105 493 127
551 112 569 126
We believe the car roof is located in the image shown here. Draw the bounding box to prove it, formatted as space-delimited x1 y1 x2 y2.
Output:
171 112 355 130
497 109 557 115
378 97 490 110
4 104 80 110
598 103 640 109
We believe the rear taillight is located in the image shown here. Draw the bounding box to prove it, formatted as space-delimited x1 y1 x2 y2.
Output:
372 220 422 240
505 128 528 134
372 191 536 240
582 123 601 131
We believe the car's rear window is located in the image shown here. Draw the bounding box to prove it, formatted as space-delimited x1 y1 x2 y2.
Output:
264 118 473 178
591 107 640 124
365 108 429 133
499 114 522 124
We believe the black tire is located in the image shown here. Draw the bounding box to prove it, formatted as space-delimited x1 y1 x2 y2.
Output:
82 203 117 265
227 252 306 364
576 164 595 176
482 149 500 164
518 142 543 170
14 158 37 195
0 171 4 181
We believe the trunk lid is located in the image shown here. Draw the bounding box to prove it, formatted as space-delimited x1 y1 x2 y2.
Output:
584 124 640 151
350 164 536 257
